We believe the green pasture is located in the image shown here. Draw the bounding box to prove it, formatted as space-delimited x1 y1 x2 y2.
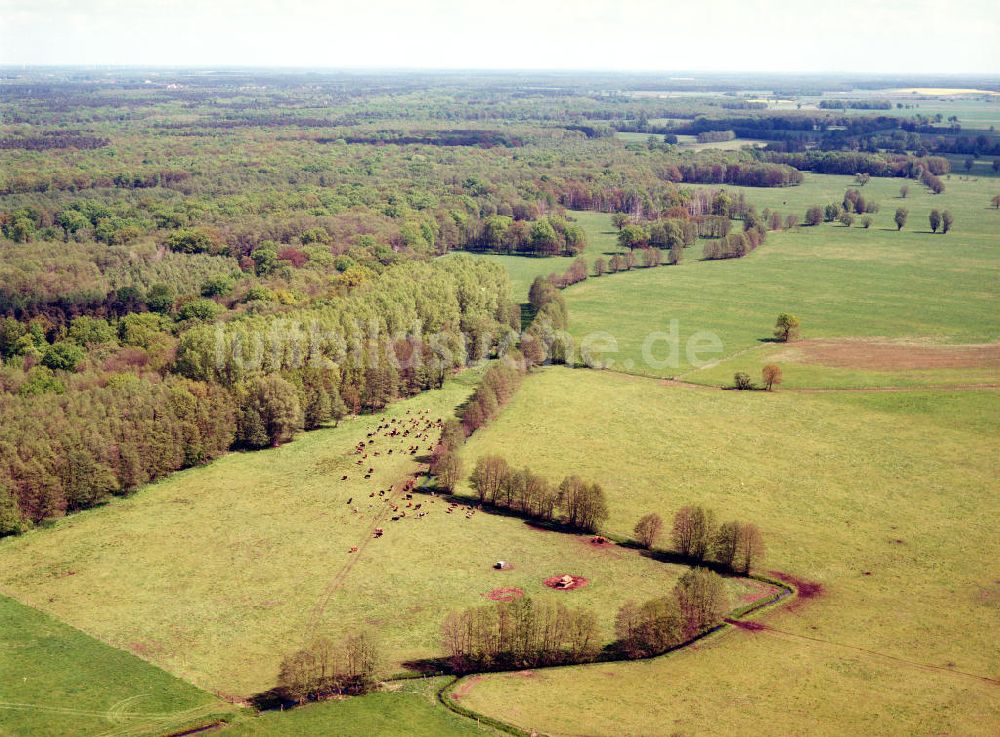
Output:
0 594 228 737
456 367 1000 737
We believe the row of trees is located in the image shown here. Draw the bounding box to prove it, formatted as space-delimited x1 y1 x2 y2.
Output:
467 214 587 257
702 228 765 260
634 506 766 574
469 455 609 533
660 160 803 188
443 596 599 672
615 568 728 658
442 562 731 672
276 632 380 703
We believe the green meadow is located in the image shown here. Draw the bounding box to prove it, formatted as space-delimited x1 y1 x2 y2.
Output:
456 367 1000 737
0 370 706 700
0 594 228 737
561 175 1000 384
218 678 500 737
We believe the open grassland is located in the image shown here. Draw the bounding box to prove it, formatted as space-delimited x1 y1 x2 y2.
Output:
218 678 500 737
456 367 1000 736
0 370 693 699
563 174 1000 385
0 595 228 737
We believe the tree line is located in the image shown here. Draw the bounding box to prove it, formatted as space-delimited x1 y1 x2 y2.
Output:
441 565 729 673
468 455 609 533
275 631 380 704
632 505 765 574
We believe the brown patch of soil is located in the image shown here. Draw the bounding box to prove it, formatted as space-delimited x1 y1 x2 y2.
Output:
485 586 525 602
725 618 768 632
774 340 1000 372
770 570 824 604
585 535 615 550
543 574 588 591
450 675 483 700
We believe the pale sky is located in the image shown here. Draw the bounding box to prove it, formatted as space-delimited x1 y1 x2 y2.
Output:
1 0 998 74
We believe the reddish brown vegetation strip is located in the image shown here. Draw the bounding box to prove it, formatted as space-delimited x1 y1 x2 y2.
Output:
770 570 824 606
484 586 525 602
775 340 1000 371
725 617 768 632
543 574 588 591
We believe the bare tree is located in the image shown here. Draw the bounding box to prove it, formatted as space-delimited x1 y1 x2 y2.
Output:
735 523 765 574
634 512 663 549
672 505 716 561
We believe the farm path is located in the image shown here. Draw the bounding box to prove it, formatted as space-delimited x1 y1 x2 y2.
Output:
305 461 429 634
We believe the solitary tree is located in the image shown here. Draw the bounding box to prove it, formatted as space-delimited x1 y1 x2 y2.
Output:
929 209 941 233
593 257 606 276
993 160 1000 174
838 212 854 228
894 208 909 231
733 372 754 390
941 211 953 234
773 313 801 343
992 195 1000 209
964 158 974 172
899 184 909 199
611 213 629 231
762 364 783 391
634 513 663 549
861 215 873 229
804 206 823 226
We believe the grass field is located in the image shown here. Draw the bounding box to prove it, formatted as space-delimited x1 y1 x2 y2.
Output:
454 367 1000 736
561 174 1000 385
0 369 705 699
218 678 501 737
0 594 229 737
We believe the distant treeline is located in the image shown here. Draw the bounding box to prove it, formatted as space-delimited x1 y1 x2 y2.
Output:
818 99 893 110
317 130 526 148
659 160 803 188
760 150 950 179
0 134 110 151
